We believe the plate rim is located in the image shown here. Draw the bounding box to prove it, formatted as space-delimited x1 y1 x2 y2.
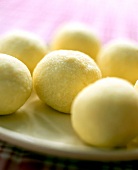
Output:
0 127 138 161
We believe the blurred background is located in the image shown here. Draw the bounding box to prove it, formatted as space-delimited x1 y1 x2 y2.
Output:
0 0 138 44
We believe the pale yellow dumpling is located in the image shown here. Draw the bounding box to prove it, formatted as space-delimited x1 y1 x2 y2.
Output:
0 54 32 115
33 50 102 113
50 22 101 61
97 39 138 84
71 77 138 148
0 30 48 73
134 80 138 91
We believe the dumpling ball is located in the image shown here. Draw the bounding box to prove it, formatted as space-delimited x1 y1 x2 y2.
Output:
0 30 48 73
71 77 138 148
0 54 32 115
50 22 101 61
33 50 102 113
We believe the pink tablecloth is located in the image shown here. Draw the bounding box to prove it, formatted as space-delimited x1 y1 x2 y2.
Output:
0 0 138 169
0 0 138 44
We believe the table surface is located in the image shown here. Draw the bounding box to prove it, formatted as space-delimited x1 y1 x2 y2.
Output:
1 0 138 169
0 139 138 170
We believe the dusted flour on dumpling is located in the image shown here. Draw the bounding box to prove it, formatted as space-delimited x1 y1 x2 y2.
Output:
33 50 102 113
0 54 32 115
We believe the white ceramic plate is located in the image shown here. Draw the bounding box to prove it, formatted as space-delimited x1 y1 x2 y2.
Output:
0 92 138 161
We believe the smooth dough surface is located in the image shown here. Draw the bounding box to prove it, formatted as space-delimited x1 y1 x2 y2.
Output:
71 77 138 148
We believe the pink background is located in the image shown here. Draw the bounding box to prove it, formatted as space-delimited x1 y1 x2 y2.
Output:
0 1 138 169
0 0 138 44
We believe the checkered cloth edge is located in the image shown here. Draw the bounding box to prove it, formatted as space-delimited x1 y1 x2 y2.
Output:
0 140 138 170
